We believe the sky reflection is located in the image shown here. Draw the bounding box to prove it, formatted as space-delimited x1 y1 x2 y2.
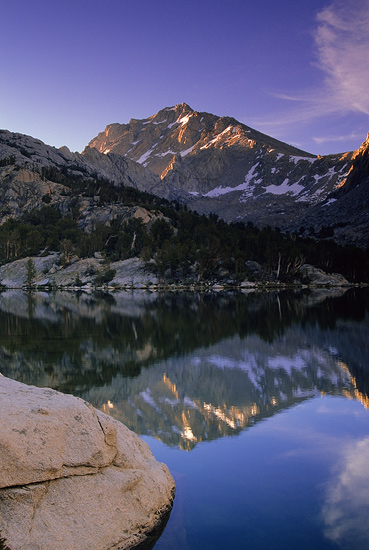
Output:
149 396 369 550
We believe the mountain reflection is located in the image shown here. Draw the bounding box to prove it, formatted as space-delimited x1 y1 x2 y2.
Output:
84 335 359 450
0 288 368 450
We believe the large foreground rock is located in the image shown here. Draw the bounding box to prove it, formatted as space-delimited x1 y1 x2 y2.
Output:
0 375 175 550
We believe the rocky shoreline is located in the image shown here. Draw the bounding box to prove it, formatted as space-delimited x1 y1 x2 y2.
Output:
0 254 356 292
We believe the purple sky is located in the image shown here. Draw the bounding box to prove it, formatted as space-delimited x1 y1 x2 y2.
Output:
1 0 368 155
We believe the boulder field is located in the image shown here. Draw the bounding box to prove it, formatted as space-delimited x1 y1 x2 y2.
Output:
0 375 175 550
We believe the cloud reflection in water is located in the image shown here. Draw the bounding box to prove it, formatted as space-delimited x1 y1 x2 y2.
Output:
323 437 369 548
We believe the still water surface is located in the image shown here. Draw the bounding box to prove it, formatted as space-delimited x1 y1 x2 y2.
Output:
1 288 369 549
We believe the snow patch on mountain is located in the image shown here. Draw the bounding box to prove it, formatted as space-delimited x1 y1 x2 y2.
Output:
265 178 305 196
289 155 317 164
155 150 177 158
323 198 338 207
200 125 234 150
180 145 195 157
204 162 261 198
204 183 240 198
137 143 158 165
177 114 192 125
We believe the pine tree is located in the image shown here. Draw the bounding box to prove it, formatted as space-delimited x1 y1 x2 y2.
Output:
0 531 11 550
26 258 37 287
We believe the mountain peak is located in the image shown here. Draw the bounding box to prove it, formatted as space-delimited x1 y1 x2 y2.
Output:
82 105 369 247
86 104 313 181
170 102 193 112
1 114 368 248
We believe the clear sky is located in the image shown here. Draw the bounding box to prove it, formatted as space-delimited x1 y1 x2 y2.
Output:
1 0 368 155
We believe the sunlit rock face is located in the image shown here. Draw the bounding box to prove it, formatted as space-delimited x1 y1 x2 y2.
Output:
0 375 175 550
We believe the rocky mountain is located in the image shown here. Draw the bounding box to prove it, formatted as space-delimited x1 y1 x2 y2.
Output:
87 102 312 175
0 128 164 237
1 104 368 249
0 129 159 188
86 103 368 247
2 124 362 286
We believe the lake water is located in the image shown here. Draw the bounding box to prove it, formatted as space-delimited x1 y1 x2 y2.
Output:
1 288 369 549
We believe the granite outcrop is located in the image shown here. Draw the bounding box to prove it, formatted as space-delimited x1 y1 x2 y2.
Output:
0 375 175 550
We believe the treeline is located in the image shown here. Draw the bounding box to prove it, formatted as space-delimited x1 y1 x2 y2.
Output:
0 202 368 283
39 165 172 210
0 163 368 282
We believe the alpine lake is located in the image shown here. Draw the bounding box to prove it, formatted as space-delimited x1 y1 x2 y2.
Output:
1 287 369 550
